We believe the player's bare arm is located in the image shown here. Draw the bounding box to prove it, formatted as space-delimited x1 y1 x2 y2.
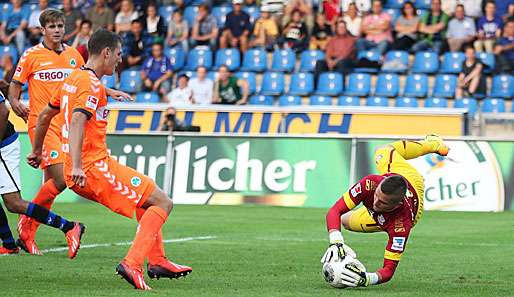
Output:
105 88 133 102
27 105 60 168
8 80 29 123
68 111 88 188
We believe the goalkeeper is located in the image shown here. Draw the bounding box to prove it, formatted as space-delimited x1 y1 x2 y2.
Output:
321 135 449 287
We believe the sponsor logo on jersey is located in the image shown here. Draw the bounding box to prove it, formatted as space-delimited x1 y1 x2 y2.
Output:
350 183 362 197
62 83 77 94
96 106 110 121
33 69 73 82
131 177 142 187
377 214 385 225
86 95 99 110
394 218 405 232
14 66 23 76
70 58 76 67
40 61 53 66
50 150 59 159
391 237 405 251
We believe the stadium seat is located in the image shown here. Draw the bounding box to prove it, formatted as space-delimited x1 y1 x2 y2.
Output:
432 74 457 98
439 52 465 74
214 48 241 71
212 6 232 27
242 6 260 23
177 70 195 81
1 3 12 16
0 45 19 63
345 73 371 96
119 70 142 93
101 75 116 89
288 72 314 96
337 96 360 106
412 51 439 74
316 72 344 96
271 48 296 72
354 50 382 73
385 0 405 9
135 92 160 103
241 47 267 72
415 0 431 9
165 47 186 70
382 50 409 73
366 96 388 107
395 97 419 108
207 71 218 81
184 6 199 26
279 95 301 106
235 71 257 94
309 95 332 106
260 72 285 95
21 91 29 101
159 5 175 20
384 8 401 23
249 95 274 105
476 52 495 73
424 97 449 108
299 50 324 72
490 74 513 98
454 97 478 115
185 48 213 70
403 74 428 98
481 98 506 113
374 73 400 97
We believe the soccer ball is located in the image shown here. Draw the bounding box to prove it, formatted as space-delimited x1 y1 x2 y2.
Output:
322 257 366 288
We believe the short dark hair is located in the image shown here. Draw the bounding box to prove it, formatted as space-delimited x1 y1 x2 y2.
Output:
80 19 92 28
131 19 142 25
39 8 65 27
87 29 122 56
456 4 465 10
381 175 407 200
178 74 189 81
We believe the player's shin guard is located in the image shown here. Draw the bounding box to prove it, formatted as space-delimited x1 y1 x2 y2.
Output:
24 202 75 233
0 206 17 250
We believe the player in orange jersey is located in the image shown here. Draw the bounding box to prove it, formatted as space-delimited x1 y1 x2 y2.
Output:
28 29 192 290
7 9 131 255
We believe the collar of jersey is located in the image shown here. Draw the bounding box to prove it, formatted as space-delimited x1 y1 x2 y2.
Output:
42 41 65 54
80 66 99 79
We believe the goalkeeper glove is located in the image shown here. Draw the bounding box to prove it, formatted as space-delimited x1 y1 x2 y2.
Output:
342 263 379 287
320 231 357 263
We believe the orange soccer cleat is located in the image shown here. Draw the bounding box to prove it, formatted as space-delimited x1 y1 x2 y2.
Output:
65 222 85 259
0 246 19 255
116 260 152 290
147 258 192 280
17 216 41 255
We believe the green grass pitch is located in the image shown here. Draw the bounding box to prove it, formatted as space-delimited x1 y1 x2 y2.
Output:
1 203 513 297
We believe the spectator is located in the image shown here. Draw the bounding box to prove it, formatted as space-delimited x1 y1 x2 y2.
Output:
323 0 341 24
342 3 362 37
115 0 139 35
314 21 356 82
188 66 214 104
166 10 189 52
27 0 49 46
411 0 449 54
71 19 92 62
249 5 279 50
442 0 482 18
475 1 503 53
281 10 309 53
213 65 249 105
261 0 287 21
245 0 257 7
166 74 193 105
341 0 371 15
220 0 252 52
62 0 83 43
0 0 30 54
86 0 114 31
494 20 514 73
283 0 313 31
356 0 392 55
310 13 333 50
392 1 419 50
121 20 152 70
0 54 14 81
140 3 166 38
141 43 173 97
447 4 476 52
455 46 486 98
159 107 200 132
191 4 219 49
503 3 514 23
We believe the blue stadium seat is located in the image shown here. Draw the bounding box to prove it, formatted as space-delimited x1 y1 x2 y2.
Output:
136 92 160 103
185 48 213 70
432 74 457 98
384 8 401 23
279 95 301 106
176 70 195 81
0 45 19 63
212 6 232 27
337 96 360 106
345 73 371 96
454 98 478 115
299 50 324 72
412 51 439 73
424 97 449 108
260 72 285 95
481 98 506 113
207 71 218 81
382 50 409 73
241 47 267 72
374 73 400 97
271 48 296 72
288 72 314 96
439 52 465 74
354 50 382 73
242 6 260 23
385 0 406 9
165 47 186 70
21 91 29 101
159 5 175 20
235 71 257 94
249 95 274 105
415 0 431 9
214 48 241 71
316 72 344 96
309 95 332 106
1 3 12 16
395 97 419 108
416 9 428 17
366 96 389 107
184 6 199 26
119 70 142 93
476 52 495 73
490 74 513 98
101 75 116 89
403 74 428 98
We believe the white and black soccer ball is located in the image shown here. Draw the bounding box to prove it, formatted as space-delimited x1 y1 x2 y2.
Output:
322 257 366 288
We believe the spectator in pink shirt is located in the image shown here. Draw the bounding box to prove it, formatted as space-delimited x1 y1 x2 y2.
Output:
355 0 392 55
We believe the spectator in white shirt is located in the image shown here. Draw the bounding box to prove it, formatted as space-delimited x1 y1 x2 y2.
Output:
115 0 139 35
342 3 362 37
188 66 214 104
27 0 49 45
166 74 193 105
447 4 476 52
341 0 371 14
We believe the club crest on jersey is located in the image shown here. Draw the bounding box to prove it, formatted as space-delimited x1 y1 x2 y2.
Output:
391 237 406 251
131 177 142 187
86 95 98 110
70 58 77 67
377 214 385 225
50 150 59 159
350 183 362 197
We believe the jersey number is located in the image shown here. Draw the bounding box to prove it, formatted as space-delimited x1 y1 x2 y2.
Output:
61 95 70 153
